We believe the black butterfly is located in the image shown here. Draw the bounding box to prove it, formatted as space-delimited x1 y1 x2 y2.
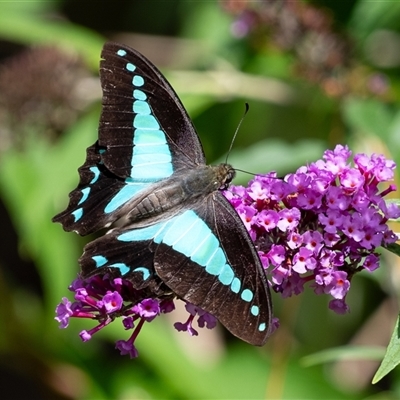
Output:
53 42 273 345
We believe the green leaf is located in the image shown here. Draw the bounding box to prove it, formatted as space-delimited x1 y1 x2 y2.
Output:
342 97 393 140
217 138 326 185
373 316 400 384
0 9 104 70
350 0 400 41
383 243 400 258
301 346 385 367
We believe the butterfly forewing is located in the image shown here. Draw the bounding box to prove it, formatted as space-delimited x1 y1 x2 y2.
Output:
99 42 206 176
53 42 205 234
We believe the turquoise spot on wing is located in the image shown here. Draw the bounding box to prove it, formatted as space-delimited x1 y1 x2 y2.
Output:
133 75 144 87
109 263 130 275
131 153 171 166
132 129 172 180
72 208 83 222
134 115 159 130
132 267 151 280
170 218 211 258
190 230 219 267
92 255 107 268
117 49 127 57
231 277 241 294
78 187 90 205
218 264 234 285
241 289 254 302
162 210 198 246
134 129 167 145
118 222 165 242
258 322 266 332
133 89 147 101
134 143 171 156
205 248 225 276
130 163 173 180
251 305 260 316
126 62 135 72
104 183 147 213
133 100 151 115
89 166 100 184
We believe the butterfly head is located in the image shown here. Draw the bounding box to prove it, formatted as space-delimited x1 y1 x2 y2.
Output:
214 163 236 190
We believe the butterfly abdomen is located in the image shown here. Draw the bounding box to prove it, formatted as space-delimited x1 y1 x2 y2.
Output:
126 163 235 226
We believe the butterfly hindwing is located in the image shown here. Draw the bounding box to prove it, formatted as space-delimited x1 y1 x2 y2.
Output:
79 192 272 345
154 192 272 346
53 42 205 234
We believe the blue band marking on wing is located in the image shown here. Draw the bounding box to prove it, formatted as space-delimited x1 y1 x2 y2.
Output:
251 305 260 317
134 129 168 145
191 233 219 268
78 187 91 205
258 322 266 332
161 210 197 246
118 220 171 242
241 289 254 302
133 89 146 101
92 255 108 268
89 166 100 184
134 143 171 156
126 63 135 72
132 267 151 280
218 264 235 285
134 114 160 130
131 153 171 166
109 262 130 275
113 208 265 324
129 163 173 181
72 208 83 222
104 183 148 214
170 218 215 262
115 49 174 183
133 100 151 115
231 277 241 294
204 248 226 276
133 75 144 87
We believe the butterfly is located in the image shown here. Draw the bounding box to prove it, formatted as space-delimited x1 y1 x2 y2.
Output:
53 42 273 346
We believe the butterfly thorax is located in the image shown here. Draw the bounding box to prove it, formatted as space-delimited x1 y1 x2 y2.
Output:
126 163 235 227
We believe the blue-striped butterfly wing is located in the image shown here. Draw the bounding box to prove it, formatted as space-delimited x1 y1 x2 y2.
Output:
154 193 272 345
53 42 205 235
98 42 205 176
55 42 273 345
79 192 272 345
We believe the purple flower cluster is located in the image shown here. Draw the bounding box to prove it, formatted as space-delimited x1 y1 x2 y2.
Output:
55 274 216 358
225 145 400 313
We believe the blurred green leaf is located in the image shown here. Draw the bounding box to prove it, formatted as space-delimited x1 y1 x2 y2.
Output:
301 346 385 367
342 97 393 139
384 243 400 257
350 0 400 41
218 138 326 184
0 8 104 69
373 316 400 384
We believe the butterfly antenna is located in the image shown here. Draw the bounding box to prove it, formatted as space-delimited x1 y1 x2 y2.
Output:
225 103 249 164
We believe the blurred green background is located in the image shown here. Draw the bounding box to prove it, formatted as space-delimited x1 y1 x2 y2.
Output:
0 1 400 399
